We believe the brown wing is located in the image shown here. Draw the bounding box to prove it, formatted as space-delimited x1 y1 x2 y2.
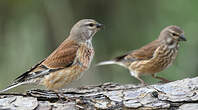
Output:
12 38 79 83
42 39 79 69
115 40 160 62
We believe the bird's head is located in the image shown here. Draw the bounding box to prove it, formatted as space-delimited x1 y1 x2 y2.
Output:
158 25 186 48
70 19 103 42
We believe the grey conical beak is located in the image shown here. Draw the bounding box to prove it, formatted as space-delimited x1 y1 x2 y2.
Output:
96 23 104 29
179 34 187 41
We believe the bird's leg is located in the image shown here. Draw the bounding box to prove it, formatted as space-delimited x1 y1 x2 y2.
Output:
130 71 147 86
151 74 170 83
59 90 75 102
53 90 65 101
52 90 73 103
136 76 147 86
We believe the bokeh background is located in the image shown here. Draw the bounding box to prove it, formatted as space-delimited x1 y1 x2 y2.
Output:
0 0 197 92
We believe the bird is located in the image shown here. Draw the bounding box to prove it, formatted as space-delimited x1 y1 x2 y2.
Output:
0 19 103 93
97 25 186 85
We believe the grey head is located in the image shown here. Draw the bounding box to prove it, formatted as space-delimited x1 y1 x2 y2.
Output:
158 25 186 48
69 19 103 42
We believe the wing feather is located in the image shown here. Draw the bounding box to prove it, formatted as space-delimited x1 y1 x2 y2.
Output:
42 39 79 68
115 40 160 62
14 38 79 83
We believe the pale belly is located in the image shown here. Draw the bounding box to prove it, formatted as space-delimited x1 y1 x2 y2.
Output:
42 46 94 90
42 65 88 90
130 48 178 74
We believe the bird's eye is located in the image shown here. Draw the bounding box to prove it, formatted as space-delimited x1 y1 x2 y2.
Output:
172 33 177 36
88 23 94 27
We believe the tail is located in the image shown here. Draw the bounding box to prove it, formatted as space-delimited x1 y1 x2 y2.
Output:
96 60 117 66
0 82 26 93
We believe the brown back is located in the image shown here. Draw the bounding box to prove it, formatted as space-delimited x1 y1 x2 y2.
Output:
115 40 160 62
42 39 79 68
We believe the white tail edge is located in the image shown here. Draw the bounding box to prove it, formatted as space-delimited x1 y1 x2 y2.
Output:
0 82 26 93
96 60 116 66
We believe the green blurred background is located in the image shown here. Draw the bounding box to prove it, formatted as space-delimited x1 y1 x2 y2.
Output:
0 0 197 91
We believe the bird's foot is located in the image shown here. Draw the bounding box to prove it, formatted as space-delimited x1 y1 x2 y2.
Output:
53 91 73 103
158 79 171 84
139 82 148 87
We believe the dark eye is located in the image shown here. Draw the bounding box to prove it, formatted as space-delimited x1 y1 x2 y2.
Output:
88 23 94 27
172 33 177 36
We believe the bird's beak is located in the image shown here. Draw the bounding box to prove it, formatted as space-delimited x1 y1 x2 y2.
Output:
96 23 104 29
179 34 187 41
